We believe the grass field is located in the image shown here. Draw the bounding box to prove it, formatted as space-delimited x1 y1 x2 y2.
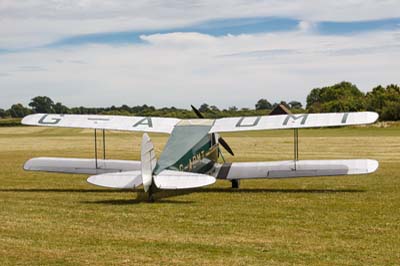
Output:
0 126 399 265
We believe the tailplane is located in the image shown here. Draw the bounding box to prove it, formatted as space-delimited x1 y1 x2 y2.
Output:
154 170 216 189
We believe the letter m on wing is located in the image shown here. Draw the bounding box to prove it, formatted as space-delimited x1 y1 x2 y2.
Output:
282 114 309 126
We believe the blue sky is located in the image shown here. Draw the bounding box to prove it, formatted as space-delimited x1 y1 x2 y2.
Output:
3 17 400 50
0 1 400 109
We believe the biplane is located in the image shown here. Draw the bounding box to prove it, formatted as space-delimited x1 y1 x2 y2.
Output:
22 107 379 202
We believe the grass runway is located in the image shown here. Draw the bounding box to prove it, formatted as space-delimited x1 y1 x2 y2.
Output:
0 126 399 265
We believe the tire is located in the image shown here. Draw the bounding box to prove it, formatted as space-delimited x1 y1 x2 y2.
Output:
231 179 240 189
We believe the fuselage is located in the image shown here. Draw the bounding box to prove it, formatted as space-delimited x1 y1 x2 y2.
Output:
154 119 219 175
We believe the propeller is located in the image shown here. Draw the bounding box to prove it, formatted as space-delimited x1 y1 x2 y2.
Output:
191 105 234 156
191 104 204 119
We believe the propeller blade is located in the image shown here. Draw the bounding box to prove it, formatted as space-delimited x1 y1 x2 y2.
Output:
191 105 204 118
218 137 234 156
191 105 234 156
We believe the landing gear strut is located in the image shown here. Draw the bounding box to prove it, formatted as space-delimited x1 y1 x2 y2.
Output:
147 191 154 203
231 179 240 189
147 189 155 203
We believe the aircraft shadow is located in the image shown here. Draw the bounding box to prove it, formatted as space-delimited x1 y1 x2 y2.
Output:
0 186 364 195
0 187 365 205
0 188 133 193
199 188 365 194
83 191 196 205
83 198 193 205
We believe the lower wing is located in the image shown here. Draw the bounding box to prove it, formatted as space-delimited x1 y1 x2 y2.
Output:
214 159 379 180
24 157 141 175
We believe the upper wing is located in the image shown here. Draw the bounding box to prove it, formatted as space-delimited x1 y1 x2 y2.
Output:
22 114 180 134
210 112 378 133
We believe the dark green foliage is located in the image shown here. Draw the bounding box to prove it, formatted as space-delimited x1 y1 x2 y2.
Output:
0 108 5 118
255 99 272 110
198 103 210 113
381 101 400 121
9 104 32 118
0 118 22 126
29 96 55 113
366 84 400 119
53 102 70 114
289 101 303 109
306 81 365 113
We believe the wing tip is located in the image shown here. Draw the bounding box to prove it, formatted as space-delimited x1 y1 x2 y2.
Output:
21 115 33 125
366 159 379 173
366 111 379 124
21 113 45 125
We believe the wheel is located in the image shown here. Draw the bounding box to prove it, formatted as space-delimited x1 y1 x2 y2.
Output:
147 191 155 203
231 179 240 189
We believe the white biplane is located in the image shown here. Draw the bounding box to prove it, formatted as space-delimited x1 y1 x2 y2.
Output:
22 108 379 201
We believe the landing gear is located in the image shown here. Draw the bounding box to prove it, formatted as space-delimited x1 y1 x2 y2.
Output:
231 179 240 189
147 190 155 203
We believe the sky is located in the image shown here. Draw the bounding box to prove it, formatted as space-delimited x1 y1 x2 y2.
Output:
0 0 400 109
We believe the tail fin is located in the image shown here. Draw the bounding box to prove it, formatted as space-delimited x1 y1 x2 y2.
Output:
141 133 157 192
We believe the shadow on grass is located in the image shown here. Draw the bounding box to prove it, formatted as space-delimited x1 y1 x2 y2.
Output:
0 187 365 204
83 198 194 205
83 188 365 205
82 191 195 205
0 188 133 193
0 188 365 194
200 188 365 194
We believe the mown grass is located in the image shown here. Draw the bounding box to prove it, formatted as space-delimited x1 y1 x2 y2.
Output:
0 126 399 265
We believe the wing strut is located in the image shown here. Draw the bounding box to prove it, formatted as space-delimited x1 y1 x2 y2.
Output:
294 129 299 170
94 129 98 169
102 129 106 160
94 129 107 169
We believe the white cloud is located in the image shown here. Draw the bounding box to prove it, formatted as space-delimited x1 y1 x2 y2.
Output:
1 29 399 109
297 21 317 33
140 32 217 48
1 0 400 48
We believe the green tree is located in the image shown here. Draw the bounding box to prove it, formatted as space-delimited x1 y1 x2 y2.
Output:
306 81 365 113
381 101 400 121
53 102 70 114
366 84 400 120
29 96 55 113
198 103 210 113
289 101 303 109
210 105 220 112
120 105 131 113
0 108 5 118
9 104 32 118
255 99 272 110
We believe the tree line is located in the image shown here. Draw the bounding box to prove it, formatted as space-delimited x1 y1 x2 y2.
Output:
1 81 399 120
